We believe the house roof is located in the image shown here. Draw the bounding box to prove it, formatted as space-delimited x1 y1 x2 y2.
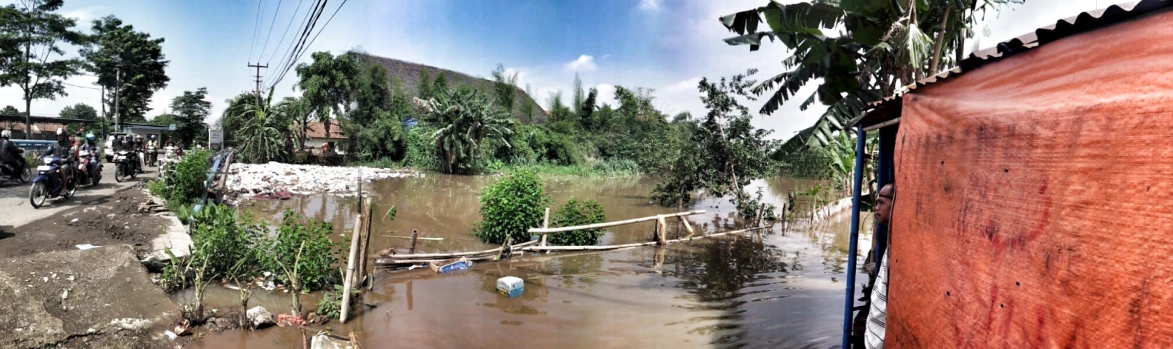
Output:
850 0 1173 129
305 121 346 139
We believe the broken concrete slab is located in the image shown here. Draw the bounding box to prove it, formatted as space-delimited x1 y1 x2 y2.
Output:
0 245 179 349
140 214 192 272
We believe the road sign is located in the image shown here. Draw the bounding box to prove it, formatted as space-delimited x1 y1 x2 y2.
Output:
168 124 176 131
209 129 223 145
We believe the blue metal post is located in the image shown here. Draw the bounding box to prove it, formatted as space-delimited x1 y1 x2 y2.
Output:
841 124 866 349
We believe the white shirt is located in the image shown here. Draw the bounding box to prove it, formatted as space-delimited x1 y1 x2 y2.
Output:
865 250 889 349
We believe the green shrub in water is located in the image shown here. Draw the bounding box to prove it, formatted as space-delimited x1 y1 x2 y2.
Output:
259 209 345 291
475 170 550 244
549 198 606 246
189 204 263 280
315 282 360 319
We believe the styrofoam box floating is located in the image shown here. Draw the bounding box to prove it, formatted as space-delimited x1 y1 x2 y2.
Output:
497 276 524 298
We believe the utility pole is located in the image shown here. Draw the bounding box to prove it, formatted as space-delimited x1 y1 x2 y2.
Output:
248 63 268 105
114 67 121 133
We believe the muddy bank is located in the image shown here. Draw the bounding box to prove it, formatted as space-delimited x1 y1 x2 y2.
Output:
0 187 169 259
226 162 421 196
0 245 179 349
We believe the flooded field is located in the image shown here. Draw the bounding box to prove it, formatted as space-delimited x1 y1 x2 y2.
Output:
190 175 872 348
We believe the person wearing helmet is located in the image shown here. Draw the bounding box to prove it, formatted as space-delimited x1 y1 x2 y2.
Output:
0 129 22 176
44 128 75 188
79 133 99 179
133 134 145 173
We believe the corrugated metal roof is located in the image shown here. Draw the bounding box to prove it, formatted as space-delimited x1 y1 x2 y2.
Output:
850 0 1173 129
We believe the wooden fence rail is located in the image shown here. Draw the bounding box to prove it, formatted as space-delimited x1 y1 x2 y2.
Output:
527 210 706 235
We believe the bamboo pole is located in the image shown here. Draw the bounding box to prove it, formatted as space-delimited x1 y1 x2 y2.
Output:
349 332 363 349
382 235 443 241
656 215 668 245
376 240 539 263
529 210 706 234
520 226 768 253
680 216 695 238
341 213 362 323
540 207 551 246
361 200 374 290
408 229 419 255
357 199 373 288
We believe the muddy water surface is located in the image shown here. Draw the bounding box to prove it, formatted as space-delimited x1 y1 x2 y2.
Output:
193 175 871 348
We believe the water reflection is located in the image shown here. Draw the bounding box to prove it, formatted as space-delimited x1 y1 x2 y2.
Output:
194 176 868 349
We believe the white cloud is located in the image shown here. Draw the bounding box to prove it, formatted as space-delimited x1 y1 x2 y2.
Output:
639 0 663 12
62 7 102 24
564 55 597 72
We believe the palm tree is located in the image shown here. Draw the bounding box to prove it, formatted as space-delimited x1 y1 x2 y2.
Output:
413 87 514 174
720 0 1019 152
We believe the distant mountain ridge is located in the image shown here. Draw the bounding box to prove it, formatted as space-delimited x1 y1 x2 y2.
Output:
353 52 546 122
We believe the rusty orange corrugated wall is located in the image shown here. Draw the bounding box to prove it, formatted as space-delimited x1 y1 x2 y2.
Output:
888 10 1173 349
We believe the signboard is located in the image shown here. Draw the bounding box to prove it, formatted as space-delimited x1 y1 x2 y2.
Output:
168 124 176 131
208 129 223 145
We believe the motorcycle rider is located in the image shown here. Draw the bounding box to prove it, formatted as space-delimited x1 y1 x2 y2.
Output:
44 128 74 189
133 135 145 172
79 133 99 181
0 129 22 176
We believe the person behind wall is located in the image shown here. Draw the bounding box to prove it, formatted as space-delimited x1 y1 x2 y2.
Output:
858 183 895 348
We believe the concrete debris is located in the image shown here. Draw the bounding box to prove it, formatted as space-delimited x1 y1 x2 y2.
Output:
311 332 353 349
276 313 306 327
246 306 275 329
110 318 151 331
226 162 421 196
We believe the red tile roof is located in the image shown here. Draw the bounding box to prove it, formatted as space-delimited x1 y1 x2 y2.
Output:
304 121 346 139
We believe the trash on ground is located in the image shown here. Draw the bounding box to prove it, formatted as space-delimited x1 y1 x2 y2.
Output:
430 256 473 274
497 276 525 298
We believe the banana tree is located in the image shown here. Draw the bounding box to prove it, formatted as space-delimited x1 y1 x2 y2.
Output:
237 89 289 163
413 87 514 174
721 0 1019 152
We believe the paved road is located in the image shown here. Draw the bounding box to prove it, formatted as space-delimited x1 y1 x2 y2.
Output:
0 160 157 229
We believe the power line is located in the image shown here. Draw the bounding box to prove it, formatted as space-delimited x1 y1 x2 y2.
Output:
266 0 323 90
259 0 284 64
248 0 265 62
270 0 347 90
264 0 306 64
267 0 329 90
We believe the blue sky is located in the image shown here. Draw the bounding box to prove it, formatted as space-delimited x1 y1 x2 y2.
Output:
0 0 1108 140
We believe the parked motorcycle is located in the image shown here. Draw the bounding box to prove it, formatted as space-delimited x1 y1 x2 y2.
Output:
113 150 138 182
77 148 102 186
29 155 76 208
1 148 31 184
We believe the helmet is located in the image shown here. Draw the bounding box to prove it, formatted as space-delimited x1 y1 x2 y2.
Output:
135 135 143 140
85 133 95 141
1 130 10 138
56 128 65 136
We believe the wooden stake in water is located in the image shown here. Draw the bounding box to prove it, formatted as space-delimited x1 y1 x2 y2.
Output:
408 229 419 255
341 213 362 323
540 207 551 247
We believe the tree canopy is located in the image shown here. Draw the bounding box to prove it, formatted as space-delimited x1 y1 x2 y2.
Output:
0 0 86 135
296 51 360 139
81 15 169 122
169 87 211 146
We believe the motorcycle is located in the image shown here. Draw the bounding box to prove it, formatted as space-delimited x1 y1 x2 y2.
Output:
77 148 102 186
146 147 158 167
113 150 138 182
1 148 31 184
29 155 76 208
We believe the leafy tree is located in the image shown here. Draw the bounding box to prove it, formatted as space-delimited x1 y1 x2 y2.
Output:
59 103 96 121
273 96 307 148
414 87 513 174
578 87 597 130
296 51 360 140
170 87 211 146
1 105 20 115
417 68 433 100
652 73 779 218
0 0 86 136
81 15 169 123
490 63 518 114
719 0 1018 151
432 72 449 95
149 113 175 128
571 73 584 115
346 57 404 161
219 92 254 145
520 83 535 122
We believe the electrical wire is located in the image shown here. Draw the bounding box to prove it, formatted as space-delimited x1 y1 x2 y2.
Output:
258 0 284 64
264 0 306 64
268 0 347 90
248 0 266 62
267 0 325 88
267 0 331 90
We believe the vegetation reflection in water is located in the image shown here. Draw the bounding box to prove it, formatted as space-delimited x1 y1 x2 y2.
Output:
193 175 868 349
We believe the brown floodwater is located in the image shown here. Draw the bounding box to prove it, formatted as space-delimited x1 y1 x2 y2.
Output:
188 175 872 349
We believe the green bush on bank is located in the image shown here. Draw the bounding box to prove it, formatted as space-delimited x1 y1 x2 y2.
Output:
163 149 212 205
474 170 550 244
549 198 606 246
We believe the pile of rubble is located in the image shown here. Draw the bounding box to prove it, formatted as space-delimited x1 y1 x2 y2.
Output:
226 162 421 196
